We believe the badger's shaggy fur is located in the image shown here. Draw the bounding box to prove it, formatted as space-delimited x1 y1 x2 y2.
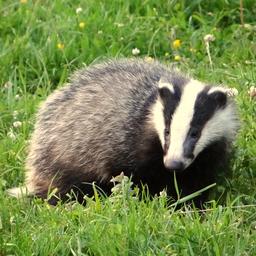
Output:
9 59 240 206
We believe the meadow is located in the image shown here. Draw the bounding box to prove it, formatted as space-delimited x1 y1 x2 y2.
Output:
0 0 256 255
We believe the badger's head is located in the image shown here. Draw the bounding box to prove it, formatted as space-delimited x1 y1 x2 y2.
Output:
151 77 239 172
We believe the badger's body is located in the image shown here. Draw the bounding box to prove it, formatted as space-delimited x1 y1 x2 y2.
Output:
10 59 239 206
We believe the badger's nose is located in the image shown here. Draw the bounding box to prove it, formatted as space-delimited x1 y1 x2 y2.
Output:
165 160 185 172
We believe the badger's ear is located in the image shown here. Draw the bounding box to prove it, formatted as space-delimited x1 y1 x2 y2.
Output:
158 79 174 100
208 87 227 107
208 86 238 107
208 86 238 98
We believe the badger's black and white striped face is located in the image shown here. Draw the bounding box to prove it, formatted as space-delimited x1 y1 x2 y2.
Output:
151 78 239 172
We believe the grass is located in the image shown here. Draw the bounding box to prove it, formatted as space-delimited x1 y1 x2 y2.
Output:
0 0 256 255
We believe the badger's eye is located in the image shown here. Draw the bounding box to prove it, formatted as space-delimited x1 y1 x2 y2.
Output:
164 128 170 137
190 129 200 139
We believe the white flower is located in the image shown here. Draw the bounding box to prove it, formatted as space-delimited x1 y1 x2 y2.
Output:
132 48 140 56
7 130 16 140
4 81 13 89
13 111 18 119
203 34 215 69
13 121 22 128
204 34 215 43
249 86 256 98
76 7 82 14
15 94 20 100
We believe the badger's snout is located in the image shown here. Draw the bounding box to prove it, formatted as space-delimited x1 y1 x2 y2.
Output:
164 159 185 172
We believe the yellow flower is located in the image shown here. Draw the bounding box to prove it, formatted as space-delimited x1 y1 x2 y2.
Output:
79 22 85 29
174 55 181 61
172 39 181 49
20 0 27 3
57 43 64 50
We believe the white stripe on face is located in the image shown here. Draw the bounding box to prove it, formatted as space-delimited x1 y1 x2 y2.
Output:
150 98 165 147
164 80 205 169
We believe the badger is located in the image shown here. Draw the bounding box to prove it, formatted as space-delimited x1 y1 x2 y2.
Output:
8 59 240 207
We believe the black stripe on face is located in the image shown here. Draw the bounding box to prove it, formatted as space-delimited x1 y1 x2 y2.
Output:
159 86 181 154
183 87 227 159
